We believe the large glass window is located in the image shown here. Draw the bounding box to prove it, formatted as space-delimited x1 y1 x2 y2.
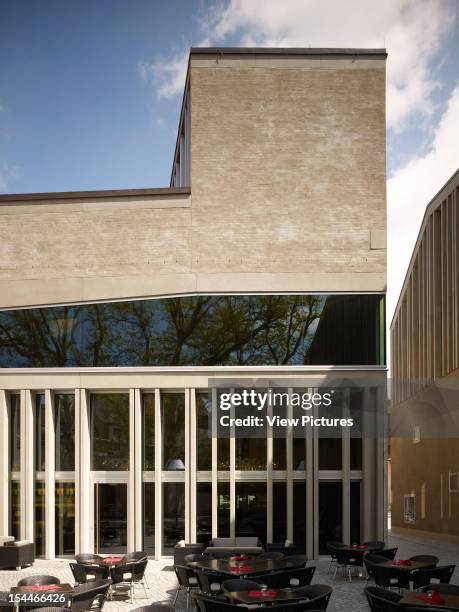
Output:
55 394 75 471
143 394 155 471
197 393 212 471
197 483 212 544
0 294 385 367
94 483 128 554
293 482 306 552
236 439 266 470
319 482 342 554
217 482 230 536
273 438 286 470
9 394 20 472
163 482 185 555
55 482 75 556
35 481 45 556
143 482 155 556
293 438 306 471
272 482 287 543
319 439 342 470
35 394 45 471
10 481 20 539
235 483 267 545
90 394 129 470
162 394 185 470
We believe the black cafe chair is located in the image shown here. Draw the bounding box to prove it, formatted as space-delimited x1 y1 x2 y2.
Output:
326 541 345 573
334 548 365 580
221 578 261 601
70 562 110 585
193 593 241 612
378 548 398 561
372 564 411 591
17 576 61 586
291 584 333 610
363 554 387 579
124 551 148 562
75 553 103 564
412 565 456 590
364 585 403 612
185 553 204 563
173 564 200 608
71 580 111 612
422 583 459 595
269 567 316 588
284 554 308 568
364 541 385 551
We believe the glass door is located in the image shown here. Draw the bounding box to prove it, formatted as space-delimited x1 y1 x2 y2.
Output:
94 483 127 554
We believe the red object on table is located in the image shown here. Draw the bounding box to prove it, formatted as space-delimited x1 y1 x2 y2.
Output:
231 564 252 573
392 559 412 566
101 556 124 564
231 554 251 561
248 590 278 599
417 591 446 605
28 585 60 591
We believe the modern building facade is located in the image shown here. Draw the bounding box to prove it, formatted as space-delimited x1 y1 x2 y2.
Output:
0 47 387 559
391 169 459 541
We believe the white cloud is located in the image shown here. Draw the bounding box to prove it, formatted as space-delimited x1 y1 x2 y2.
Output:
138 50 189 99
0 164 19 193
145 0 456 131
387 83 459 321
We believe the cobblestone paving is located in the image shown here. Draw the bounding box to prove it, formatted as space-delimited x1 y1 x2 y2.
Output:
0 533 457 612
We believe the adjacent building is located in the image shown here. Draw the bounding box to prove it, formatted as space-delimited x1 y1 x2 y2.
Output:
391 169 459 542
0 47 387 559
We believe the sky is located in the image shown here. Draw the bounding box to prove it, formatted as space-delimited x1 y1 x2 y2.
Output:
1 0 459 324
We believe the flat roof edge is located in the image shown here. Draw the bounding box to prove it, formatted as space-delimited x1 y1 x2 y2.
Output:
190 47 387 58
0 186 191 203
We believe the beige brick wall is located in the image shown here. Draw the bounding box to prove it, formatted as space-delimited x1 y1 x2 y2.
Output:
0 55 386 308
190 59 386 276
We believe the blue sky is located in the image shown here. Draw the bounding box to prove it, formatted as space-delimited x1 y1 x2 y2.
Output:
0 0 458 319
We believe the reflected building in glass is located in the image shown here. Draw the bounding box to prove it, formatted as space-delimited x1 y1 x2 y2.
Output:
0 47 387 558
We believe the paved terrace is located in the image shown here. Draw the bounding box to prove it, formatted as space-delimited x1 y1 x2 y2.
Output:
0 533 458 612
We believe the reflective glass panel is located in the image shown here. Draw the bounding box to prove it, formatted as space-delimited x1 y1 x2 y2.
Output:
90 394 129 470
272 482 287 543
9 394 20 472
55 482 75 556
35 394 45 471
143 482 155 556
35 481 45 556
94 483 127 553
143 394 155 471
350 481 361 545
55 394 75 471
217 482 230 537
319 482 342 554
162 394 185 470
319 439 342 470
197 483 212 544
273 438 286 470
293 482 306 552
235 483 267 545
0 294 385 367
163 483 185 555
236 438 266 470
196 393 212 471
293 438 306 471
10 481 20 539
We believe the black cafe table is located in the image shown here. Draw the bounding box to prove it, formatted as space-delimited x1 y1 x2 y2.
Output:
189 557 294 576
228 588 306 605
400 591 459 609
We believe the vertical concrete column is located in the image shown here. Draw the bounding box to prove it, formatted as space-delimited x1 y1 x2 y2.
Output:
342 388 351 544
376 383 387 542
229 395 236 539
189 389 197 543
154 389 162 559
44 390 55 558
0 390 9 536
129 389 142 550
185 389 191 543
305 388 314 559
362 387 374 541
286 389 293 543
312 401 319 558
266 398 273 544
75 389 91 554
211 388 218 538
20 390 34 542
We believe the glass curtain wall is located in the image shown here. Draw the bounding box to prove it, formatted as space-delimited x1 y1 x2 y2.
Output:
54 393 75 555
9 394 20 539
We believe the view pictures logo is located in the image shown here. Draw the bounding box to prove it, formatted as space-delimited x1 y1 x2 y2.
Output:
218 388 334 411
